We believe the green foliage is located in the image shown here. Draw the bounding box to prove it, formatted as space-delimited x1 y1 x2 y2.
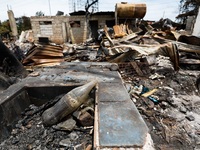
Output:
0 20 11 36
178 0 200 23
179 0 200 14
16 16 32 34
0 26 10 34
0 16 32 39
35 11 45 16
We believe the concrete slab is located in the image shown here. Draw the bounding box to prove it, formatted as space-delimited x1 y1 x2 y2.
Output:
98 101 148 148
31 63 121 83
60 62 119 71
49 69 122 83
97 82 130 102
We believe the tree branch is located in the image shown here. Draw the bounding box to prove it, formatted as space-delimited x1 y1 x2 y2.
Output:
85 0 98 13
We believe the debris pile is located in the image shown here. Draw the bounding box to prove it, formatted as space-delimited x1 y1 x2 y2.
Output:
0 16 200 149
128 74 200 150
0 81 96 150
11 19 199 72
122 52 200 149
22 44 64 67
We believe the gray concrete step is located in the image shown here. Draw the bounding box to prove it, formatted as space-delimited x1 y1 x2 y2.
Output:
94 82 154 149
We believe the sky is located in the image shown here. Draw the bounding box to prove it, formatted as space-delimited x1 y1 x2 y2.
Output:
0 0 180 22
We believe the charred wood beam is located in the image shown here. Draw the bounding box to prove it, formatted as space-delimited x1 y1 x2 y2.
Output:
0 41 28 77
153 35 200 54
176 9 197 18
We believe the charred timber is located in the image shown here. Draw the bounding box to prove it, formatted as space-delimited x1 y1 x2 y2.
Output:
0 41 28 77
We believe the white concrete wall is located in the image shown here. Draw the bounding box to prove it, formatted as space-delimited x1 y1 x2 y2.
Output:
192 7 200 37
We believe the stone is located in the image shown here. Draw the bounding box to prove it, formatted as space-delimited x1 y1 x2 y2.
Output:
26 123 32 129
149 73 165 80
69 132 79 141
110 64 119 71
161 101 168 109
27 144 33 150
59 139 72 147
186 115 195 121
43 147 48 150
79 111 94 127
15 123 22 129
179 106 187 113
74 143 85 150
35 145 41 149
11 138 19 144
145 55 156 65
53 117 76 131
35 140 40 146
0 141 6 147
11 129 18 135
42 130 47 138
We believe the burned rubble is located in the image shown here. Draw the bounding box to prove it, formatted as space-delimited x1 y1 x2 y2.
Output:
0 92 94 150
0 7 200 150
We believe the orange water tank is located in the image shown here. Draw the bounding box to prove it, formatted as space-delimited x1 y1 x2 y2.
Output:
115 2 147 18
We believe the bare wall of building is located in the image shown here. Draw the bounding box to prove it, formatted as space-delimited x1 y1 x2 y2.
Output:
192 7 200 36
30 12 115 44
31 16 68 44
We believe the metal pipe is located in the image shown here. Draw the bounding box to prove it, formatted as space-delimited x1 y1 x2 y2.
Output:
48 0 52 16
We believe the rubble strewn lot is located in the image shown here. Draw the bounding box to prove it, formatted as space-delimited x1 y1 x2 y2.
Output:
121 56 200 150
0 18 200 150
0 94 94 150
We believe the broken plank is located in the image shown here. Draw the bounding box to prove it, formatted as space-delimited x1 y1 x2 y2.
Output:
130 61 144 76
35 51 63 57
113 25 126 38
40 44 62 49
23 49 40 62
32 62 62 67
31 58 64 64
25 45 37 56
153 35 200 54
104 26 114 47
113 33 138 44
31 56 63 59
141 89 158 97
180 59 200 65
37 47 63 52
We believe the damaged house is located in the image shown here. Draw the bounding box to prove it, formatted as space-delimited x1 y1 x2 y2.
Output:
30 3 146 44
30 12 115 44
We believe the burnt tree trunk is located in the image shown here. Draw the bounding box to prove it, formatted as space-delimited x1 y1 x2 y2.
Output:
85 0 98 39
0 40 28 77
